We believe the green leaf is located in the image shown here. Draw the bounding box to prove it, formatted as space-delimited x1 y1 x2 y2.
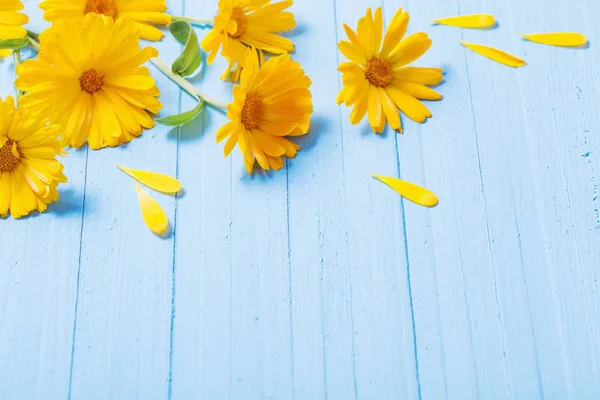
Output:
155 99 205 127
168 21 202 77
26 30 40 42
0 37 31 50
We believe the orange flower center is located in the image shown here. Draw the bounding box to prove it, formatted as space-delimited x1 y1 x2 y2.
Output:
84 0 117 18
241 92 265 130
0 139 21 172
365 57 393 87
228 7 246 38
79 69 104 93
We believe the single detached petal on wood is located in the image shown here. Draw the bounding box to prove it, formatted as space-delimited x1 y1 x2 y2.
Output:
432 14 496 29
118 165 182 195
460 41 526 67
519 32 588 47
372 173 439 207
134 182 169 235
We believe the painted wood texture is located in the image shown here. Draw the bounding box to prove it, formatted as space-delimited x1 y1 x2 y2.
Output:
0 0 599 398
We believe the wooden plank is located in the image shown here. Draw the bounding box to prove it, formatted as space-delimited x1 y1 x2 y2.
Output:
2 0 600 397
67 1 183 397
166 2 294 398
388 0 501 397
286 0 357 397
225 118 293 395
505 0 600 397
446 0 543 395
0 3 84 398
169 0 234 398
331 0 420 398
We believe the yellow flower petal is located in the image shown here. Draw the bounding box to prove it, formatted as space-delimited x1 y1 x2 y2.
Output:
373 7 383 55
388 32 432 67
378 87 401 132
394 67 443 86
118 165 181 195
386 87 431 123
0 96 65 219
343 23 361 46
337 7 441 135
201 0 296 81
134 182 169 235
372 173 438 207
336 88 347 105
350 95 368 125
39 0 170 41
380 9 409 57
224 129 239 157
357 9 374 58
520 32 588 47
367 84 384 133
338 40 367 64
16 14 162 150
393 81 443 100
432 14 496 29
460 41 526 68
220 51 312 174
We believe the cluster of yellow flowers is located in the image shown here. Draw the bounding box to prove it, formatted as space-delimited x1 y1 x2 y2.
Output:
0 0 442 220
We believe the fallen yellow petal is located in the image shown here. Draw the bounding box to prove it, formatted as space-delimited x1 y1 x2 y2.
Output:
433 14 496 29
460 41 526 67
372 173 438 208
134 182 169 235
118 165 181 195
520 32 588 47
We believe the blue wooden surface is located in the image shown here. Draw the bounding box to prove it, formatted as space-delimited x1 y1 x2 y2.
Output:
1 0 599 398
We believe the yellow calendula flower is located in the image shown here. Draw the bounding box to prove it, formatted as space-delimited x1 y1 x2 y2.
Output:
16 13 162 150
201 0 296 80
337 7 443 133
39 0 172 41
0 96 67 219
216 49 312 174
0 0 28 58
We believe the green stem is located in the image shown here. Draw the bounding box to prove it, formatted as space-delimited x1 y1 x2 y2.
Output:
171 15 213 26
26 30 40 52
29 38 40 52
150 57 227 110
12 49 23 100
26 30 39 43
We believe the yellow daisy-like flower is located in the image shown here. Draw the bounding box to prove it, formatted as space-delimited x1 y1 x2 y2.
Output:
201 0 296 81
16 13 162 150
216 49 312 174
337 7 443 133
39 0 172 41
0 0 28 59
0 96 67 219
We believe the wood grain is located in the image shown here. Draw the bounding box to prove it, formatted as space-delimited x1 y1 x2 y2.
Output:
0 0 599 398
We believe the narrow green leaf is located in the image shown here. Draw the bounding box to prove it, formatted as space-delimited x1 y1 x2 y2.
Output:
26 30 39 42
155 99 205 127
0 38 30 50
168 21 202 77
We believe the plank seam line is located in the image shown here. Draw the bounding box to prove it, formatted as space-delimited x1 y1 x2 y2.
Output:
331 0 358 398
285 164 296 397
228 153 233 396
168 1 186 394
453 203 478 398
456 0 511 395
67 146 89 400
167 95 182 400
393 0 423 397
394 125 422 400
